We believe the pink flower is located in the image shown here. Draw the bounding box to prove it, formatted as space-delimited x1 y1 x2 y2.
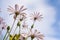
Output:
1 22 6 30
30 12 43 22
19 33 28 40
7 4 27 19
28 29 44 40
0 17 7 34
22 21 28 28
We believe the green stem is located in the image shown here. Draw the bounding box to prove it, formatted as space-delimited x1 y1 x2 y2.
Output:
13 26 18 34
25 38 27 40
31 38 33 40
3 31 7 40
6 31 10 40
19 26 20 34
31 21 35 29
5 19 16 40
10 19 16 33
13 21 21 34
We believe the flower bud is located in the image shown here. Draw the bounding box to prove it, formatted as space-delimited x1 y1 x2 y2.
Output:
7 26 10 31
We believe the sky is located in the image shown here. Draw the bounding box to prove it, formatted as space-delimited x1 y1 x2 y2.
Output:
0 0 60 40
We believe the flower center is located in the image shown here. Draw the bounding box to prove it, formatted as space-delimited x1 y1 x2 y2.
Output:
15 11 19 17
2 27 4 29
31 35 35 39
34 17 37 21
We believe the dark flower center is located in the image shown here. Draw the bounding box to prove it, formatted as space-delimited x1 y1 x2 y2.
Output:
31 35 35 39
23 37 25 40
15 11 19 17
34 17 37 21
20 18 23 21
2 27 4 29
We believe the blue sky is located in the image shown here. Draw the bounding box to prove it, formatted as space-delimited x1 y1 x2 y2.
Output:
0 0 60 40
49 0 60 40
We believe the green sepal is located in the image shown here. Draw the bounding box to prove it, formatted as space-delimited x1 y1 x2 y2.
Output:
7 26 10 32
17 21 20 26
31 24 34 28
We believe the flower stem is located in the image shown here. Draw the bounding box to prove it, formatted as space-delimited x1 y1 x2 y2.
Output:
31 21 35 29
14 21 21 34
13 26 17 34
19 27 20 34
5 19 16 40
10 19 16 33
3 31 7 40
6 31 10 40
31 38 33 40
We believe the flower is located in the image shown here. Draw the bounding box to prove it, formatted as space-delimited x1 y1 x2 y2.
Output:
0 17 6 30
18 13 27 21
7 4 27 19
1 22 6 30
19 35 25 40
28 29 44 40
20 21 30 39
22 21 28 28
30 12 43 22
0 17 7 34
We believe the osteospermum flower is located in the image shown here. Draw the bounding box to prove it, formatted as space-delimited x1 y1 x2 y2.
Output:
28 29 44 40
20 21 30 38
7 4 27 19
22 21 28 28
19 33 28 40
0 17 6 34
1 22 6 30
20 32 29 40
0 17 6 30
30 12 43 22
18 13 27 21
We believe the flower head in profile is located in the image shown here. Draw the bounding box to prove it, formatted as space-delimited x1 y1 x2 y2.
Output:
0 17 7 34
19 33 28 40
20 21 30 39
0 17 6 30
18 13 27 21
7 4 27 19
1 22 6 30
28 29 44 40
22 21 28 28
30 12 43 22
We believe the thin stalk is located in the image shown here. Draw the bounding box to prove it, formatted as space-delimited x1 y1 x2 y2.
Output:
6 31 10 40
10 19 16 33
31 21 35 29
13 26 18 34
25 38 27 40
5 19 16 40
19 26 20 34
3 31 7 40
31 38 33 40
13 21 21 34
19 21 21 34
